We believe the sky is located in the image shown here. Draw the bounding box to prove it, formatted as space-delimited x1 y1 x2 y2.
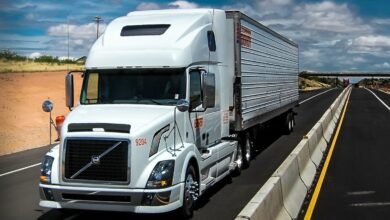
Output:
1 0 390 72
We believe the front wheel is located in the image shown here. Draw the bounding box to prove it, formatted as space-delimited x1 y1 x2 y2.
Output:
232 140 243 176
180 165 198 218
242 132 252 168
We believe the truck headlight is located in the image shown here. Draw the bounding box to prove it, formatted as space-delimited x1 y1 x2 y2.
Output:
149 125 170 157
146 160 175 189
40 156 54 184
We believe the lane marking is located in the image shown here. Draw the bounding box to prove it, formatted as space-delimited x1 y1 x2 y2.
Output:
346 191 375 196
0 162 41 177
350 202 390 207
299 88 336 105
365 88 390 111
304 89 351 220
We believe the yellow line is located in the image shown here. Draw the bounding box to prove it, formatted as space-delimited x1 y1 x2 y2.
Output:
304 90 351 220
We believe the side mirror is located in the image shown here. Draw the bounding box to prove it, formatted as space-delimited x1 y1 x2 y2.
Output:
201 72 215 109
66 73 74 109
176 99 189 112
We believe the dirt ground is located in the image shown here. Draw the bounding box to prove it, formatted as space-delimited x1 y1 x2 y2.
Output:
0 71 82 156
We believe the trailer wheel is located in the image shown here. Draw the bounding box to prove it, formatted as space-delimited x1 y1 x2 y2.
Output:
290 112 295 132
283 112 293 134
180 165 197 218
242 132 252 168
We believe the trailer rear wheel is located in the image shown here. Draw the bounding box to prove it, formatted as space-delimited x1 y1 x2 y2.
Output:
282 111 294 134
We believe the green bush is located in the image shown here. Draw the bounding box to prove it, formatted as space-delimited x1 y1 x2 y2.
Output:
0 50 27 61
0 50 79 64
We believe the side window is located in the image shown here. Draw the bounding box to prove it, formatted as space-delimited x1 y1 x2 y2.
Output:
189 71 201 110
86 73 99 103
207 31 216 52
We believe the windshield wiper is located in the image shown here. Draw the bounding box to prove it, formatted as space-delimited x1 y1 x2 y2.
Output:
135 97 163 105
146 99 163 105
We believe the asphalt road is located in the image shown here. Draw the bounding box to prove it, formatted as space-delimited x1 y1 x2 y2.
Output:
0 88 341 220
306 88 390 219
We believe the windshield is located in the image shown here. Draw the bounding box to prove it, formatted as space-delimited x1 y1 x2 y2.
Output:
80 68 186 105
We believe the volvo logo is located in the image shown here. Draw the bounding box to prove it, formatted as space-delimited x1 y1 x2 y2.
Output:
91 155 101 165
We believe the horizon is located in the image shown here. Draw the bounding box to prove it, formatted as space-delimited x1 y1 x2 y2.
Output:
1 0 390 72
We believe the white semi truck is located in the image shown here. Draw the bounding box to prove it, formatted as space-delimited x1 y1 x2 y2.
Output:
39 9 298 217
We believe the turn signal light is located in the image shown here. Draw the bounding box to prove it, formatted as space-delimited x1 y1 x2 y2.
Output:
55 115 65 140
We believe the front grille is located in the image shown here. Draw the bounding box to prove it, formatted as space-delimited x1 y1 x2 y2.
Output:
64 139 129 182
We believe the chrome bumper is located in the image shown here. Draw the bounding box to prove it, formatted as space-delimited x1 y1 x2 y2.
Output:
39 183 183 213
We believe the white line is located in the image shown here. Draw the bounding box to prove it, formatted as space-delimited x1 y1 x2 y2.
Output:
365 88 390 111
350 202 390 207
299 88 336 105
347 191 376 196
0 163 42 177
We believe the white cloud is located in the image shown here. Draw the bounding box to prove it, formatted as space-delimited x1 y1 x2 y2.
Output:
313 39 341 47
48 23 106 40
136 2 160 11
168 1 198 9
292 1 372 34
270 0 292 5
25 13 35 20
301 49 321 59
372 19 390 25
29 52 42 59
374 62 390 69
353 35 390 47
352 57 367 63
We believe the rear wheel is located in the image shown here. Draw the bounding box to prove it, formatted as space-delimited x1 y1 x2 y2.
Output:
180 165 198 218
282 111 294 134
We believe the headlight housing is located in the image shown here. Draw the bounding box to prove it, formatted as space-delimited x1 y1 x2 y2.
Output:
40 156 54 184
149 125 170 157
146 160 175 189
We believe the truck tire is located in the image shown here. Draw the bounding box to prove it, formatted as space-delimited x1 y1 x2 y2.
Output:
232 140 243 176
242 132 252 168
180 165 198 218
282 112 293 134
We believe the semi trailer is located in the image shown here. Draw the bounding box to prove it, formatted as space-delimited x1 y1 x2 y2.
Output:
39 9 299 217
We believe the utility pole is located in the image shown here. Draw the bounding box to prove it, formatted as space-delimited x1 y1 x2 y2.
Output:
67 19 70 71
67 19 70 60
94 16 103 39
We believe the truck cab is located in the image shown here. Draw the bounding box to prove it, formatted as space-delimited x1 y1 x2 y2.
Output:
39 9 238 217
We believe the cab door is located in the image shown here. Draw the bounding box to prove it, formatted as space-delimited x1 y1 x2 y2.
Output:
187 68 221 150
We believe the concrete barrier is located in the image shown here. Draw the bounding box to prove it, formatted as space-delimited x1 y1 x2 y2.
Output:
321 110 334 143
272 155 307 219
236 177 291 220
306 124 323 167
291 140 316 189
314 123 327 153
235 87 351 220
